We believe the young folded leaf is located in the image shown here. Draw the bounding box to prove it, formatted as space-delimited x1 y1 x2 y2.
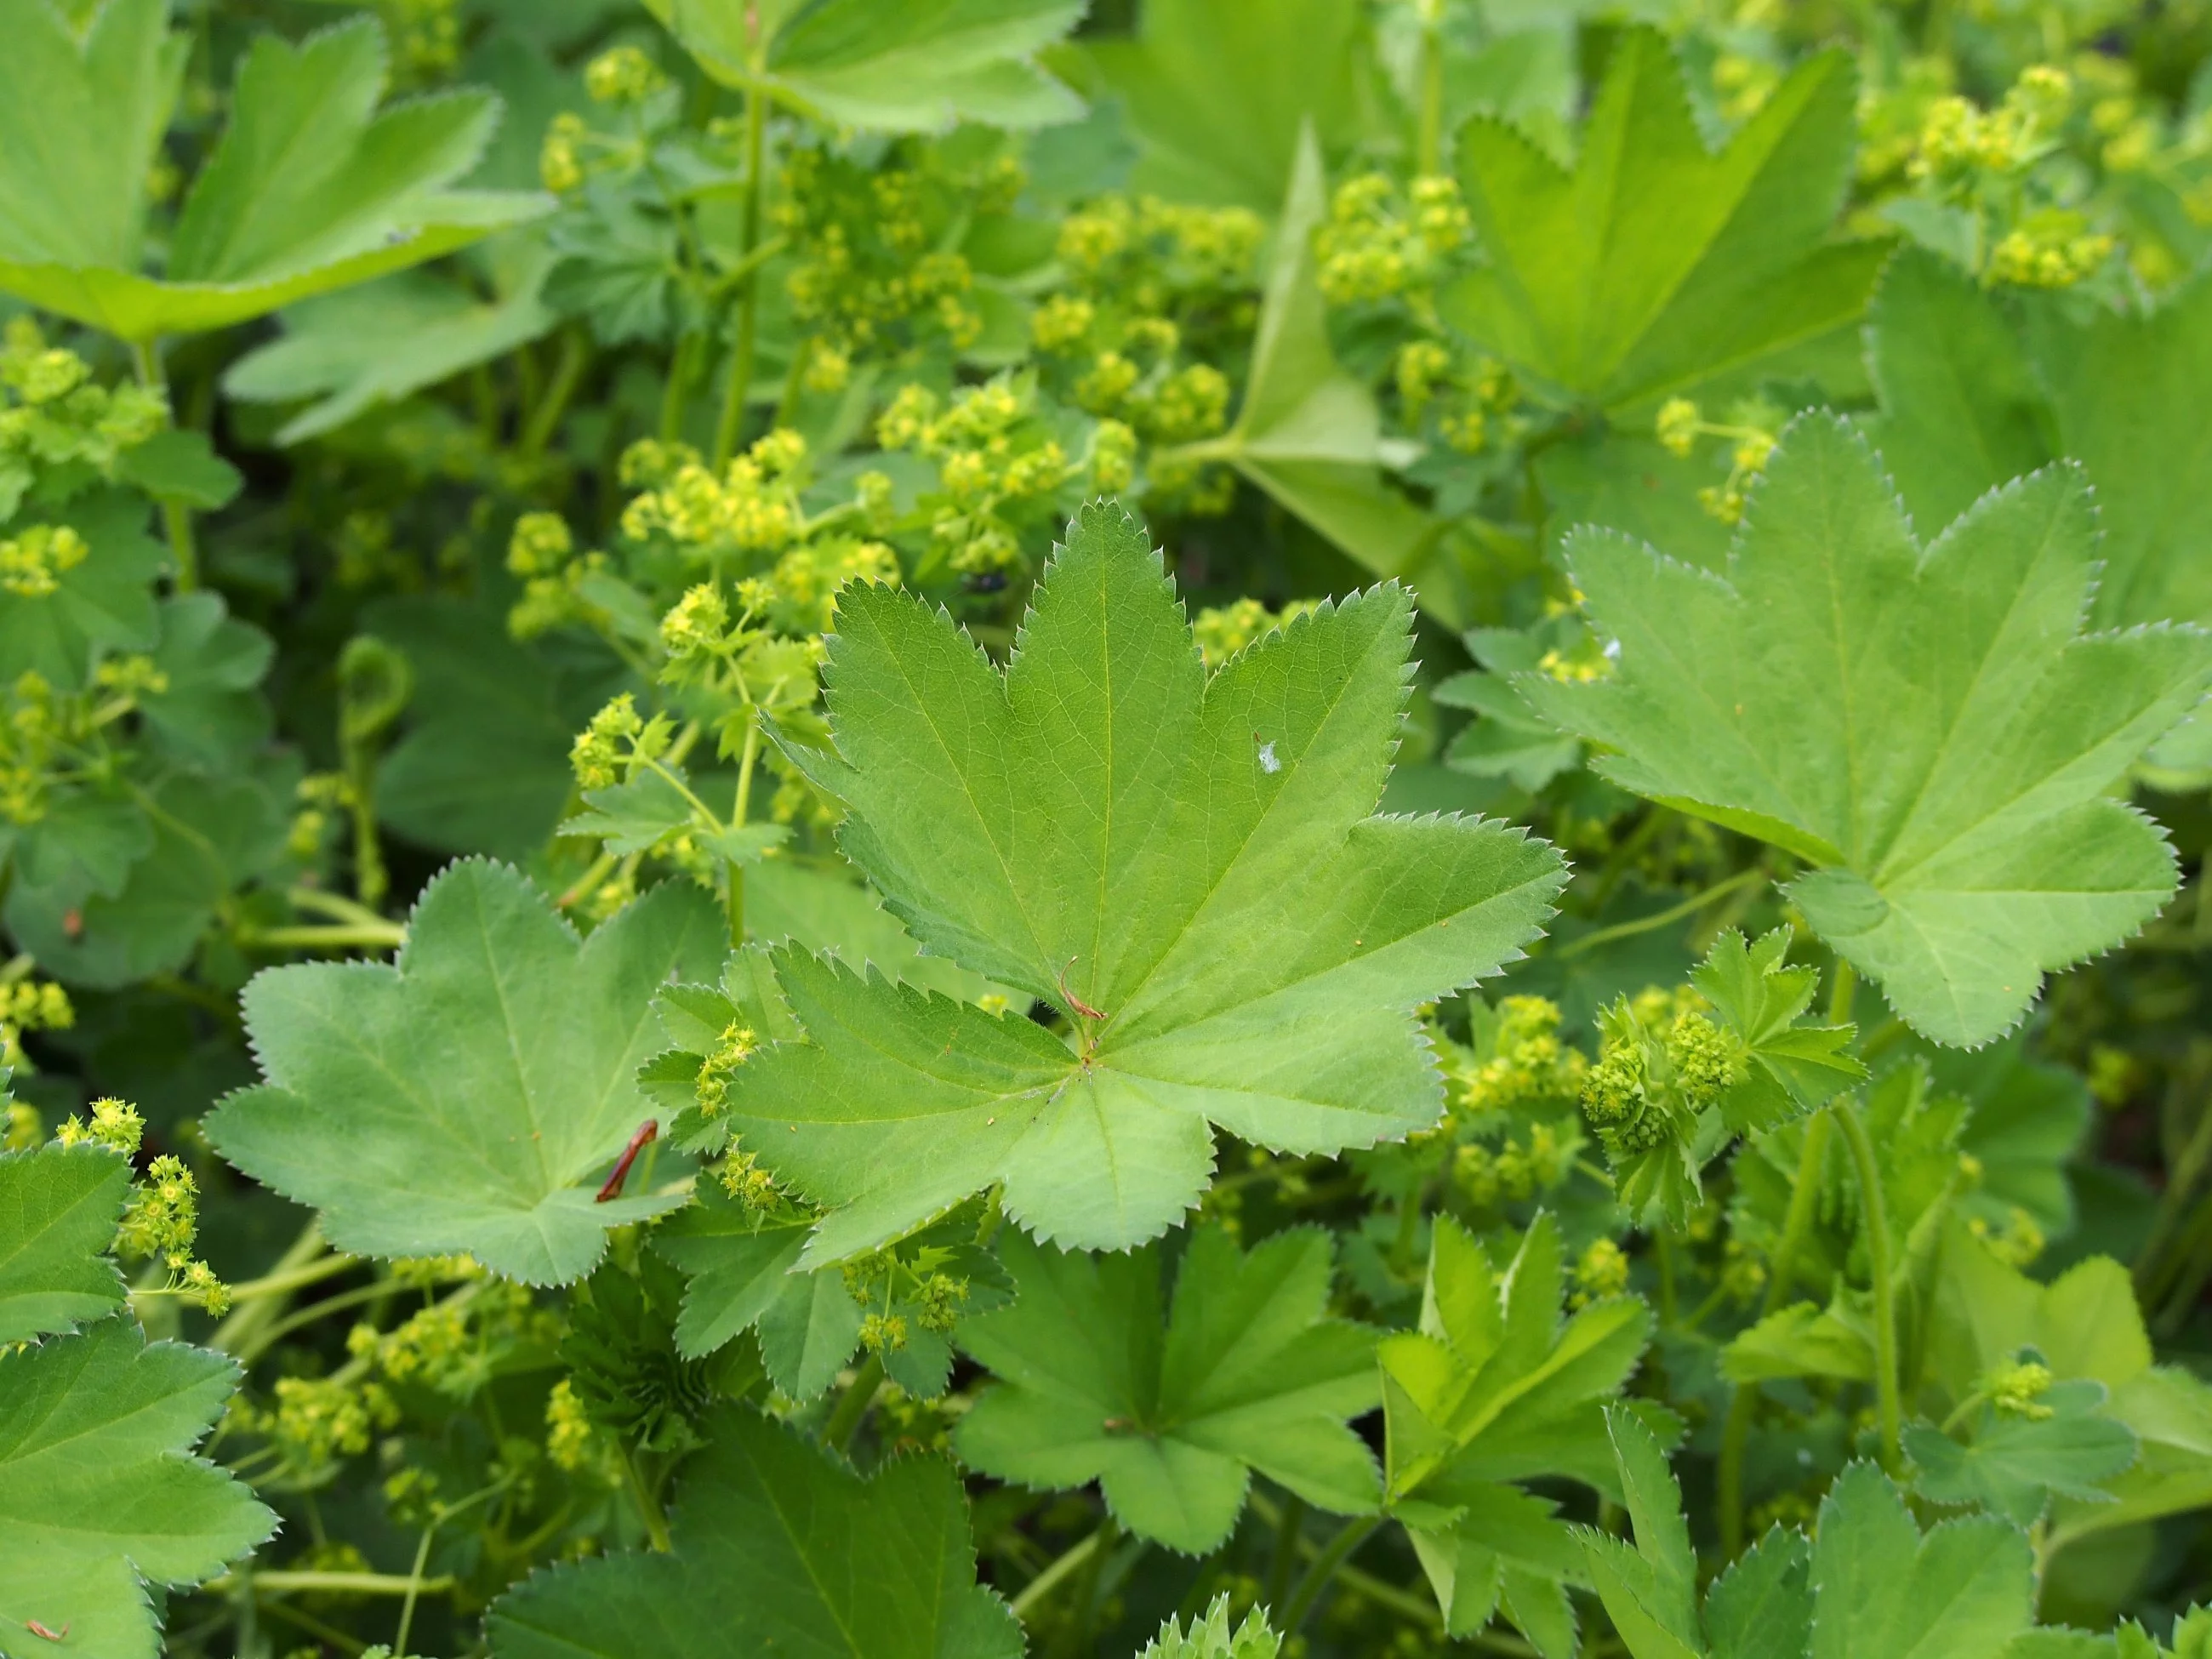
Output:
1384 1214 1656 1657
1523 413 2212 1047
0 1317 276 1659
955 1225 1381 1554
0 3 547 341
1442 27 1886 414
0 1140 131 1342
487 1404 1021 1659
208 861 727 1286
732 502 1567 1258
644 0 1084 133
1139 1593 1284 1659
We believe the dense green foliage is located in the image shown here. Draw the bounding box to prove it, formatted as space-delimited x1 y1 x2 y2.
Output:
13 0 2212 1655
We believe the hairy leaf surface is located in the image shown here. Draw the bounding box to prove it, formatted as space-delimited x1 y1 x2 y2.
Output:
0 1143 130 1343
0 7 545 339
1443 28 1885 413
1525 413 2212 1046
955 1225 1381 1554
735 502 1565 1258
208 861 727 1285
0 1318 276 1659
487 1404 1020 1658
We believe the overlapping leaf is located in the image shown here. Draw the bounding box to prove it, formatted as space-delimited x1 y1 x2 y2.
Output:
0 1142 130 1343
1867 245 2212 630
1523 413 2212 1046
1384 1214 1654 1656
729 502 1565 1261
0 1317 276 1659
208 861 727 1285
1442 27 1886 413
0 4 547 340
487 1404 1021 1659
955 1225 1381 1554
1580 1420 2038 1659
646 0 1083 133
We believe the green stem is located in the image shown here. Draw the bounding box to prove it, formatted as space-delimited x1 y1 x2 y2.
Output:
210 1570 454 1596
393 1523 436 1656
1265 1493 1308 1616
712 88 769 469
208 1222 328 1356
1416 0 1445 175
1280 1514 1381 1634
824 1354 885 1451
1655 1231 1679 1325
129 338 198 591
661 330 701 442
1718 1109 1836 1554
1555 865 1765 959
240 922 407 952
618 1443 672 1552
1059 1511 1119 1659
520 324 589 459
727 716 762 946
286 887 391 929
1834 1097 1901 1467
1009 1519 1108 1620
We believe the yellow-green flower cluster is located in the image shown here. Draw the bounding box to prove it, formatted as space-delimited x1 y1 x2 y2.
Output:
776 142 1019 369
1909 66 2073 185
57 1094 143 1154
1190 597 1322 669
1987 1357 2057 1419
1581 988 1747 1161
0 319 166 516
0 523 88 598
0 977 71 1071
694 1022 760 1118
545 1377 599 1470
570 693 673 792
584 44 667 105
1052 194 1263 302
1314 173 1473 306
620 433 806 560
1570 1237 1631 1308
1389 339 1515 453
879 376 1105 573
1450 995 1587 1120
1454 1122 1570 1207
1656 396 1782 525
1988 210 2114 287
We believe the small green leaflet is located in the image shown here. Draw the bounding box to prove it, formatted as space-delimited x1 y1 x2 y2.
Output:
0 4 547 341
1928 1219 2212 1559
208 861 727 1286
1693 928 1866 1132
0 1141 130 1342
1383 1214 1654 1657
955 1225 1381 1554
645 0 1083 133
1524 413 2212 1047
1139 1593 1284 1659
1905 1377 2137 1526
0 1317 276 1659
737 502 1565 1260
1442 27 1886 413
486 1404 1021 1659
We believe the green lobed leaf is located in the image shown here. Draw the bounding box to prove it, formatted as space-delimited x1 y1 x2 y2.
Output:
0 1142 131 1343
486 1403 1021 1659
207 861 727 1286
0 8 548 340
1809 1461 2035 1659
1523 413 2212 1047
1906 1379 2139 1526
1692 926 1866 1132
1080 0 1377 213
955 1224 1382 1554
1139 1594 1284 1659
733 501 1565 1260
1442 27 1887 413
0 1317 276 1659
647 0 1083 133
